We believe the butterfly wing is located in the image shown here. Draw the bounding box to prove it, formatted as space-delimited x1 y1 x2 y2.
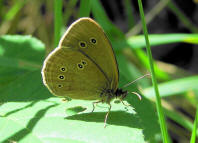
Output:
42 17 119 100
59 18 119 91
42 46 108 100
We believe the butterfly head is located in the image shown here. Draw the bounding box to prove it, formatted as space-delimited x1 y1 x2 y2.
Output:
115 88 128 100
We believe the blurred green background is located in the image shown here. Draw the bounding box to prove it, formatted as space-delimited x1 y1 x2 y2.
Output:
0 0 198 143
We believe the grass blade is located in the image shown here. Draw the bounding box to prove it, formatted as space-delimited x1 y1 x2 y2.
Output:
123 0 135 28
78 0 91 17
137 0 170 142
144 76 198 98
168 1 198 33
190 106 198 143
54 0 63 48
4 0 28 21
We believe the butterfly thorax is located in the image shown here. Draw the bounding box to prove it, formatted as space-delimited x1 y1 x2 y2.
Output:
100 88 128 104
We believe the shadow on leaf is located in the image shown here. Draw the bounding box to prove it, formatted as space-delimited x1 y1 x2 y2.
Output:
65 110 143 129
2 103 58 143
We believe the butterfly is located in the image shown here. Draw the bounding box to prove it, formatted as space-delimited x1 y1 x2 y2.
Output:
42 17 145 127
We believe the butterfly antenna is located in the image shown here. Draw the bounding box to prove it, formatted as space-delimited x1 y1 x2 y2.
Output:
122 73 150 88
131 92 142 100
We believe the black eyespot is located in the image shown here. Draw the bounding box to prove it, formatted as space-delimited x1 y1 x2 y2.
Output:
61 67 65 71
79 41 86 48
78 63 83 68
59 75 65 80
90 38 97 44
80 42 85 47
58 84 62 88
60 66 67 72
82 61 87 65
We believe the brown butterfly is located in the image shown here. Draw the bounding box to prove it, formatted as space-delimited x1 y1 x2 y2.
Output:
42 17 146 127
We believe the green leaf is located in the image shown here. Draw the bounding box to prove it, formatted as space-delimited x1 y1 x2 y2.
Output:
0 98 143 143
143 76 198 98
0 35 46 96
128 34 198 48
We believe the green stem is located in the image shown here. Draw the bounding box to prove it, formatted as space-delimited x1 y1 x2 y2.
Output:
54 0 63 48
137 0 170 142
4 0 28 21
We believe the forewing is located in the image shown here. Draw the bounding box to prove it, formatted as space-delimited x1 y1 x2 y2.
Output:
59 18 119 91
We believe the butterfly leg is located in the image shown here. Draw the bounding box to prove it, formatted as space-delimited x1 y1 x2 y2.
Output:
120 92 142 107
120 98 131 107
91 100 102 113
104 103 112 128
